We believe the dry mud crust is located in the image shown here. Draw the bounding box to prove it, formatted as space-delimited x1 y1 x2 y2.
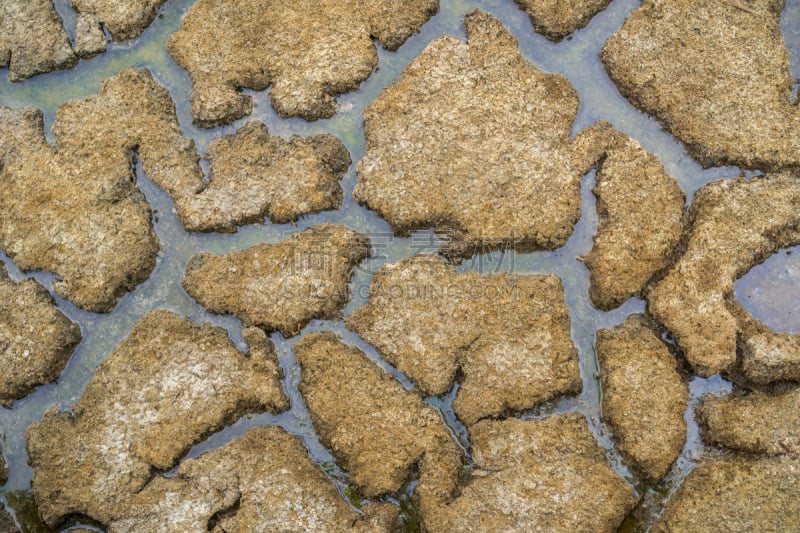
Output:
167 0 438 127
0 263 82 407
347 254 581 426
699 386 800 455
107 427 400 532
735 302 800 385
354 10 616 257
178 121 351 233
0 0 77 81
648 172 800 377
418 414 637 532
602 0 800 171
26 310 289 527
597 314 688 481
0 68 206 312
70 0 167 41
295 332 464 500
183 224 371 337
513 0 612 41
579 124 686 311
653 455 800 532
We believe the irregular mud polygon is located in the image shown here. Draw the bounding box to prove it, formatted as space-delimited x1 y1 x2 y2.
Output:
347 254 581 425
597 314 688 481
514 0 612 41
180 122 350 232
0 263 82 407
418 414 637 532
602 0 800 170
0 0 77 81
295 332 463 499
355 10 605 256
654 455 800 532
700 387 800 455
70 0 167 41
167 0 438 126
648 172 800 376
183 224 371 337
107 427 400 532
26 311 289 526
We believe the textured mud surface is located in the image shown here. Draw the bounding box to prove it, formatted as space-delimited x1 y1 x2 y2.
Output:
183 224 371 337
514 0 612 41
0 264 82 408
419 414 637 532
348 254 581 425
167 0 438 126
26 311 288 526
654 455 800 532
0 0 77 81
700 387 800 455
597 314 688 481
355 10 609 256
648 172 800 377
602 0 800 171
70 0 168 41
182 121 351 232
107 427 400 532
581 125 686 311
296 332 463 499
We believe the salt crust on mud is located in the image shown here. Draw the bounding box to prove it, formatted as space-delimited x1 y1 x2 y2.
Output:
26 311 288 526
347 254 581 426
167 0 438 126
0 263 82 407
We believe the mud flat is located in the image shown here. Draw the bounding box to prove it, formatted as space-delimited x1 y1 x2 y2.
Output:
0 263 82 407
648 172 800 377
107 427 400 532
183 224 371 337
167 0 438 126
580 125 685 311
180 121 351 233
347 254 581 426
654 455 800 532
0 0 76 81
418 414 637 532
602 0 800 170
354 10 614 257
26 311 288 526
0 68 206 312
296 331 463 500
513 0 612 41
700 387 800 455
597 314 688 481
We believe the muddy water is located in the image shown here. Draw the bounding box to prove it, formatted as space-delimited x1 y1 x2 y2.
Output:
1 0 798 531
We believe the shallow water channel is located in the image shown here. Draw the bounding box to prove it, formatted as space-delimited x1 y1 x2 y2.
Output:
1 0 800 530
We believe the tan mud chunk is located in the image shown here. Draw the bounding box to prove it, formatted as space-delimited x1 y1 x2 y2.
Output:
166 0 438 127
355 10 608 257
179 122 350 232
514 0 612 41
700 387 800 455
347 255 581 426
26 311 289 526
0 68 206 312
597 315 688 481
107 427 400 532
602 0 800 170
0 0 77 81
648 173 800 377
296 332 463 499
183 225 370 337
580 127 686 311
419 414 637 532
70 0 166 41
737 305 800 385
653 455 800 532
73 13 107 59
0 263 82 407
